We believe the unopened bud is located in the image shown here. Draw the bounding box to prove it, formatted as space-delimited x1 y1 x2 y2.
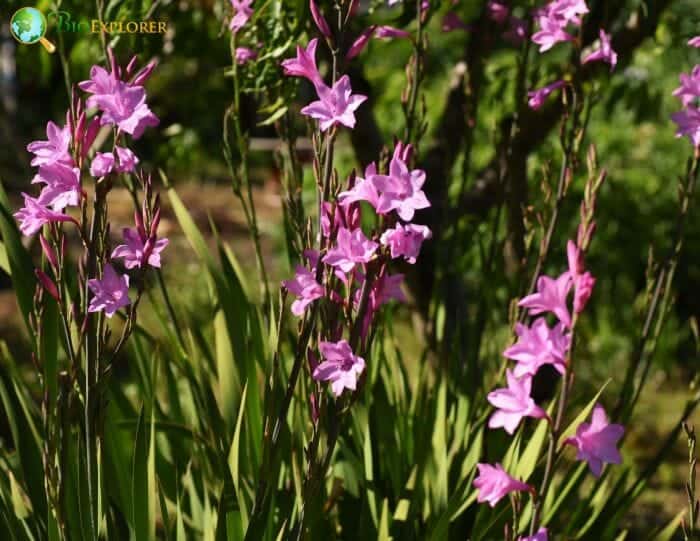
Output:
35 269 60 301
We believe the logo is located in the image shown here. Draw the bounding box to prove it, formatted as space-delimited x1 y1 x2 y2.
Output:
10 7 56 53
9 7 168 52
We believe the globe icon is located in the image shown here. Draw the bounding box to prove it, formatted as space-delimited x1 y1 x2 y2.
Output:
10 7 55 53
10 7 47 44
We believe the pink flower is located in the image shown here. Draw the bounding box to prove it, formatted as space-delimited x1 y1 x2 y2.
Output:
301 75 367 131
372 143 430 221
111 227 169 270
532 15 573 52
487 1 509 24
90 152 115 177
230 0 254 32
582 29 618 71
504 318 570 378
375 25 411 40
672 107 700 147
442 12 470 33
235 47 258 64
539 0 588 26
14 193 75 236
282 39 324 89
527 80 565 110
519 272 573 328
323 227 378 273
32 163 81 210
371 272 406 307
566 240 595 314
79 65 159 139
518 528 548 541
313 340 365 396
487 369 547 434
338 163 381 209
310 0 332 38
473 463 532 507
564 403 624 477
380 223 432 264
87 264 131 318
90 146 139 177
27 120 73 167
283 265 324 316
673 65 700 107
689 36 700 48
115 146 139 172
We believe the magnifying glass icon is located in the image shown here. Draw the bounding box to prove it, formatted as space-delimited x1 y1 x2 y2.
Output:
10 7 56 54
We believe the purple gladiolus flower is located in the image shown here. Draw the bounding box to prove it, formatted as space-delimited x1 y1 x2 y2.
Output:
473 463 532 507
323 227 378 273
111 227 169 270
380 223 432 264
313 340 365 396
90 146 139 177
14 193 75 236
504 318 570 378
32 163 82 210
87 264 131 318
372 143 430 221
282 39 324 89
519 272 573 328
538 0 588 26
532 16 573 52
27 120 73 167
671 107 700 147
90 152 115 177
338 163 381 209
518 528 549 541
301 75 367 131
528 80 565 110
235 47 258 64
689 36 700 48
487 370 547 434
673 65 700 107
79 65 159 139
582 29 618 71
230 0 254 32
283 265 324 316
565 403 624 477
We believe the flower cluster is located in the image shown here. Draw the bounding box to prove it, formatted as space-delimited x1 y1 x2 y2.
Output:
671 43 700 147
14 49 166 319
474 233 624 529
441 2 527 46
528 0 617 110
281 28 432 396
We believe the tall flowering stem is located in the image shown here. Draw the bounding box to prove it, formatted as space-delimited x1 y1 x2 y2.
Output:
13 49 164 537
226 30 272 311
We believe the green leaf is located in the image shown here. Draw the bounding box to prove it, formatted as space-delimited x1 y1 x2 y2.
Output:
131 406 156 541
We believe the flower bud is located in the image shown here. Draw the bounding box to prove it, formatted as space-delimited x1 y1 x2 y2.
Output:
310 0 332 39
35 269 60 301
39 234 58 269
132 60 157 86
